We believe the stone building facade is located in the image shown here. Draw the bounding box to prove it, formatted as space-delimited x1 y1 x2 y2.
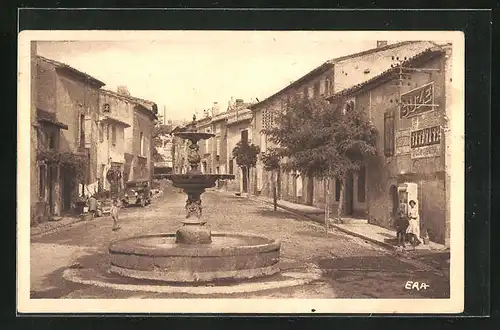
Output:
250 40 439 217
326 45 453 245
123 98 158 187
97 89 133 194
225 105 254 193
33 55 105 219
31 52 158 223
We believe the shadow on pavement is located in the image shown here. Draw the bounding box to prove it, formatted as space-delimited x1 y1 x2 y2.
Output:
315 255 450 298
250 208 302 221
30 266 87 299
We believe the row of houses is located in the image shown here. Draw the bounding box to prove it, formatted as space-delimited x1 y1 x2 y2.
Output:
30 43 158 223
172 40 453 247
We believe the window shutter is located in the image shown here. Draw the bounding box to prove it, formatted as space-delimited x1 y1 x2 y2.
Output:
357 165 366 202
111 124 117 145
384 112 395 157
99 123 104 143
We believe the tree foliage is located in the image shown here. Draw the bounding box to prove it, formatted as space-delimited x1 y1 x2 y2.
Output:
153 124 171 162
37 149 88 181
260 148 281 171
232 140 260 169
153 124 172 139
262 95 377 220
152 147 165 162
262 95 378 179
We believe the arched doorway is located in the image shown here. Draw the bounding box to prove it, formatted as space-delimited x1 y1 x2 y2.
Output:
389 184 399 227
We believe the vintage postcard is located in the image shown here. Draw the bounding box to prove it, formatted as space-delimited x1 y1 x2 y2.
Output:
17 30 464 314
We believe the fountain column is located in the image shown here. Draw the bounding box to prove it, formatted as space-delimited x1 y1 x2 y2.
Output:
175 117 212 244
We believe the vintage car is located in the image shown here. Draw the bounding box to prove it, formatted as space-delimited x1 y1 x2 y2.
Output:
121 179 152 207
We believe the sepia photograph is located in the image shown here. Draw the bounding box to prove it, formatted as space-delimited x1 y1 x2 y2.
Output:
17 30 464 314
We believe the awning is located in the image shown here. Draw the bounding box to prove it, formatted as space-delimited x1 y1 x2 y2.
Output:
36 109 68 130
100 115 131 127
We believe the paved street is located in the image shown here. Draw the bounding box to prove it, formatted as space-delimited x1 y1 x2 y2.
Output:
30 182 450 299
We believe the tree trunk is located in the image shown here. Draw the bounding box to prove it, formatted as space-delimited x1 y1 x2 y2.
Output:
337 176 344 223
247 166 251 198
306 173 314 206
272 170 277 212
325 179 331 233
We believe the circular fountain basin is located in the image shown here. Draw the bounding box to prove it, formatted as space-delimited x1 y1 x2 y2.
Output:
108 232 281 283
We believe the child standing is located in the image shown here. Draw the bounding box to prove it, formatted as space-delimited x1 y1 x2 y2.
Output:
110 199 121 231
395 208 409 247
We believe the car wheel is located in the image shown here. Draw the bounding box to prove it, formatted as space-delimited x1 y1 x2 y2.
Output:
140 199 146 207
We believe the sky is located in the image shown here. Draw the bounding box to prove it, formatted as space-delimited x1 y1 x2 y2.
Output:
36 32 384 122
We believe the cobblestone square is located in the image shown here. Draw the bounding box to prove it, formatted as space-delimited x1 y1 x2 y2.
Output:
30 183 450 299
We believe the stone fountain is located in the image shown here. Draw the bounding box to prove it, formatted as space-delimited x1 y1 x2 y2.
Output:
108 115 281 283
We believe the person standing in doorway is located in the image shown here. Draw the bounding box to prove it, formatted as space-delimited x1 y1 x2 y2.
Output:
406 200 422 246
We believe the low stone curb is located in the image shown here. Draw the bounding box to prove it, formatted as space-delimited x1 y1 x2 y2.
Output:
31 217 88 239
325 223 396 251
249 196 404 252
213 191 449 255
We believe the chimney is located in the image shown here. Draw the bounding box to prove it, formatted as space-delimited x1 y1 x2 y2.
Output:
212 102 220 115
376 41 388 48
117 85 130 96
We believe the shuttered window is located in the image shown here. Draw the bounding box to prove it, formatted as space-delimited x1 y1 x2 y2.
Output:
357 165 366 202
241 129 248 144
111 124 117 146
335 178 341 201
39 165 46 198
384 112 395 157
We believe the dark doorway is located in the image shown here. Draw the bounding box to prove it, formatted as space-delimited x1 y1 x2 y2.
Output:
306 175 314 206
110 163 122 196
242 167 248 193
61 167 73 212
345 172 354 215
47 165 57 215
390 184 399 228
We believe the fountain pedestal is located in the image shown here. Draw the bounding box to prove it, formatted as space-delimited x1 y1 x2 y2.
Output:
176 223 211 244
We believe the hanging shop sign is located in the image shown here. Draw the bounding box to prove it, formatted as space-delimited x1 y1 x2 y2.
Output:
400 82 435 119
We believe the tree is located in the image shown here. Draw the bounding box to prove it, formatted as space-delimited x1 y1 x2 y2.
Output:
261 148 281 211
152 124 171 163
153 123 172 139
232 140 260 195
263 94 377 222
